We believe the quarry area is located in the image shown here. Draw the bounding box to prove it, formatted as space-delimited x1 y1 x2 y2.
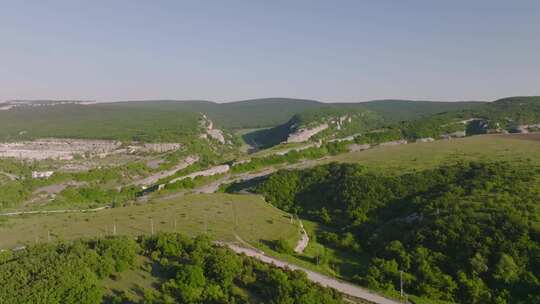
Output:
0 138 183 161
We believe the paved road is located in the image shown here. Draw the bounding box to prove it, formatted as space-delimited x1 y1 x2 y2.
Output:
227 244 402 304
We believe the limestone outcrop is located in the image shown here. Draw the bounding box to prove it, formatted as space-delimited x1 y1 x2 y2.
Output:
135 155 199 188
200 114 226 144
207 129 225 144
0 138 185 161
379 139 408 146
416 137 435 143
31 171 54 179
128 143 183 153
169 164 230 183
286 124 328 143
0 138 121 160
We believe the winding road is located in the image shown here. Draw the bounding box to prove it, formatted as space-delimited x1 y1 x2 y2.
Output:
227 243 402 304
1 156 401 303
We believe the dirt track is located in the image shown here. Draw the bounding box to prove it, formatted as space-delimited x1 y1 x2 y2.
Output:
227 244 401 304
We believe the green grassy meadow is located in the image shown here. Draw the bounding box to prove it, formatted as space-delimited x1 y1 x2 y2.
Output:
329 134 540 173
0 193 300 249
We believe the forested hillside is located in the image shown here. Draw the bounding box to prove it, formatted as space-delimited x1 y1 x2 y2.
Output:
3 97 537 149
0 98 323 140
245 106 385 148
0 233 344 304
357 100 485 122
242 96 540 148
0 102 202 143
474 96 540 129
402 96 540 139
253 162 540 303
178 98 324 129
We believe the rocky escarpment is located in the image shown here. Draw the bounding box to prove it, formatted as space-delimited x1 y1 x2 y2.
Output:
128 143 183 153
285 113 369 144
199 114 226 144
286 124 328 143
135 155 199 188
0 138 185 161
0 138 122 160
169 164 230 183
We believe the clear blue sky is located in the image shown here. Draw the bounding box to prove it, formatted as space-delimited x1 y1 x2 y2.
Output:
1 0 539 102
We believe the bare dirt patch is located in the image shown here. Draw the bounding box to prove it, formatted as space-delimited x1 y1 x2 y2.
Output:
22 181 87 208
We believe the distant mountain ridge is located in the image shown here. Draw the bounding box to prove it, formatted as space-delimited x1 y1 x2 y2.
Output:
357 99 485 121
1 96 538 147
1 97 487 128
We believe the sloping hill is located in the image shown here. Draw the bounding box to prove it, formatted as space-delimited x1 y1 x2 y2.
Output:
243 106 385 148
0 102 202 142
116 98 324 129
212 98 323 129
233 99 489 148
2 96 538 147
475 96 540 128
357 99 486 121
203 98 487 128
252 161 540 303
401 96 540 139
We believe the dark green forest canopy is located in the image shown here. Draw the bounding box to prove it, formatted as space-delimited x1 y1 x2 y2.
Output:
1 96 538 145
356 100 485 122
0 233 344 304
401 96 540 139
180 98 324 129
243 96 540 147
0 103 201 142
253 162 540 304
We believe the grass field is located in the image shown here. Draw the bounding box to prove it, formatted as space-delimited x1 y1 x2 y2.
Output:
329 134 540 173
0 193 300 249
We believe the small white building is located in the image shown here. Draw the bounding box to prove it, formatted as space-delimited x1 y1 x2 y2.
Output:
31 171 54 179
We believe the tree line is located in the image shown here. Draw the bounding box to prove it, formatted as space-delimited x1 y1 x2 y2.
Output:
253 161 540 303
0 233 345 304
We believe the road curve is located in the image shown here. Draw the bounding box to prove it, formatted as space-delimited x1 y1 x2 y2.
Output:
227 244 401 304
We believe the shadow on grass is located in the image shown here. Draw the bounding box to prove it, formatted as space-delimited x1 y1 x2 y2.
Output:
224 176 268 193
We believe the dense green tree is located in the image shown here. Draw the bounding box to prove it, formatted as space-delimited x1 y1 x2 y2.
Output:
253 161 540 303
0 233 345 304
